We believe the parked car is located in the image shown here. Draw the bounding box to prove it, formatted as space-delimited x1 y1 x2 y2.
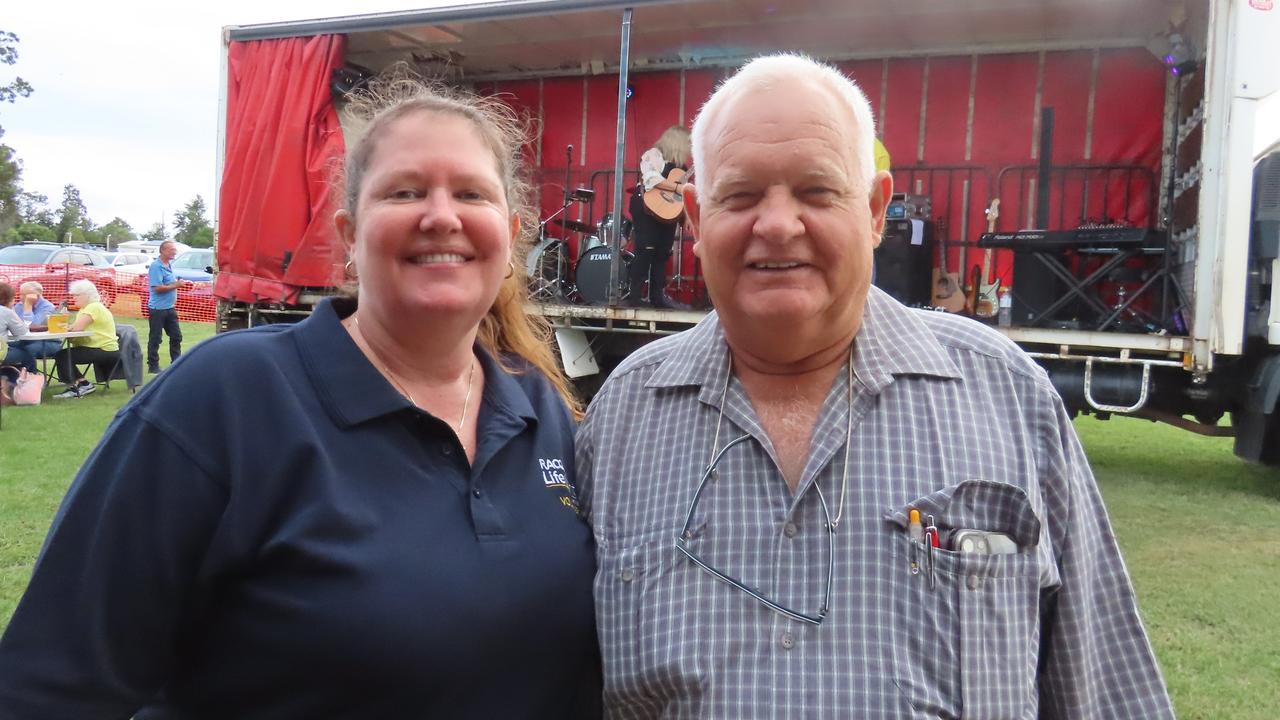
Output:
0 242 119 306
105 251 153 277
171 249 216 282
115 239 192 257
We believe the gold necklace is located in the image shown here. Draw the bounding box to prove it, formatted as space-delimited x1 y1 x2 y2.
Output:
351 315 476 434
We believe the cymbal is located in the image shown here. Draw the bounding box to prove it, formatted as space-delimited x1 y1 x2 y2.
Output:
553 218 596 234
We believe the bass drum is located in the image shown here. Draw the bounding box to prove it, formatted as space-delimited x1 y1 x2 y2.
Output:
527 237 569 300
575 245 633 305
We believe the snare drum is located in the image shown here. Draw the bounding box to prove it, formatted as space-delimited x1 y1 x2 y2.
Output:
575 245 634 305
579 235 606 253
527 236 569 300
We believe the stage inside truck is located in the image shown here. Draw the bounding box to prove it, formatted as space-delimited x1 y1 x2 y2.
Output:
319 0 1206 334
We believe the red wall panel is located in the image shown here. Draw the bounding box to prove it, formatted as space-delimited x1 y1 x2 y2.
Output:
922 56 971 165
882 58 926 167
681 68 721 128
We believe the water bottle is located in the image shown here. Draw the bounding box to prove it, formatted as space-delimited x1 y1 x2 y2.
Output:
997 289 1013 328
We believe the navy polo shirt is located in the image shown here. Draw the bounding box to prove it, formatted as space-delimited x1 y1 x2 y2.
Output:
0 298 601 719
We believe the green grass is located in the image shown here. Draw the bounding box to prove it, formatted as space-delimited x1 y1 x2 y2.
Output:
1 347 1277 716
1074 416 1280 720
0 318 217 624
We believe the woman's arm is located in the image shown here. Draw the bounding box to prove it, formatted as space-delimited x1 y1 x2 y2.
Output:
0 407 229 715
71 309 93 332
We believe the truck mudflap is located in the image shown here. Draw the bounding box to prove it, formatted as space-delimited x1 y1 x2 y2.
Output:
1234 352 1280 465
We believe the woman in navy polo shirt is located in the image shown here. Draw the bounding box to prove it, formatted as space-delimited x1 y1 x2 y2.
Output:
0 77 601 718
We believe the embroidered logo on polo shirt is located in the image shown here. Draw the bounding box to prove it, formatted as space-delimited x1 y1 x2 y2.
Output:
538 457 579 513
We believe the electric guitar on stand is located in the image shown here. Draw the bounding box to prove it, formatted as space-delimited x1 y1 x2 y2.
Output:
974 199 1002 318
643 167 687 221
931 219 965 313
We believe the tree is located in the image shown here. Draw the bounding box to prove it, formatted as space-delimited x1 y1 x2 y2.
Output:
3 222 54 245
141 221 168 243
91 216 137 249
17 190 52 226
188 225 216 249
172 194 212 246
0 30 34 135
0 143 18 233
53 184 91 242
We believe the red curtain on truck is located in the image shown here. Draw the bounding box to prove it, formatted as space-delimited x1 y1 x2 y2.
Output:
216 34 346 305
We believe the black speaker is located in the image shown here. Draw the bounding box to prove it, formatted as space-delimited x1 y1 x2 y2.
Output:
1010 251 1074 327
875 219 934 306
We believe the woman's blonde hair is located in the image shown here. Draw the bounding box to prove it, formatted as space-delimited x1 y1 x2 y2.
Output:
339 68 581 417
655 125 692 167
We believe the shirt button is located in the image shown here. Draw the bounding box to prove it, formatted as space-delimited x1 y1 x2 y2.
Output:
782 522 799 538
619 568 635 583
779 631 795 650
442 444 454 456
967 575 982 591
472 487 482 498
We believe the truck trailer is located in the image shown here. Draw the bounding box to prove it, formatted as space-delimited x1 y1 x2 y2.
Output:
215 0 1280 466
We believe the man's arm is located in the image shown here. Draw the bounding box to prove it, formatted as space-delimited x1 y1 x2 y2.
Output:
1037 397 1175 719
149 263 181 293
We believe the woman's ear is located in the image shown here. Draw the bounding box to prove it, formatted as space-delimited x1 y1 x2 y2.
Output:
335 209 356 256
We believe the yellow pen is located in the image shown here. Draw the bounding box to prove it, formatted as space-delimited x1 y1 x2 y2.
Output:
908 509 923 575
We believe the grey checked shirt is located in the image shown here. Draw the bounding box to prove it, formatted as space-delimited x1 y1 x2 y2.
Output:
576 287 1174 719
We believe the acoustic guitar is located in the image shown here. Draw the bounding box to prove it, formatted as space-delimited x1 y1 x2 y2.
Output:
931 220 966 313
643 167 686 222
974 199 1002 318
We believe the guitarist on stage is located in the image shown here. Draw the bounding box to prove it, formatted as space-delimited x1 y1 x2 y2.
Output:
628 125 691 307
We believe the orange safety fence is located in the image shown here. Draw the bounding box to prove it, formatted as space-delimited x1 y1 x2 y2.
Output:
0 264 218 324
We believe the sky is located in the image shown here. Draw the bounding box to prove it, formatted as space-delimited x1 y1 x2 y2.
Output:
6 1 1279 238
1 0 461 237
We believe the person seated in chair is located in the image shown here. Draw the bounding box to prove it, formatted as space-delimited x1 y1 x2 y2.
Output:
1 282 31 384
51 279 119 399
6 281 63 373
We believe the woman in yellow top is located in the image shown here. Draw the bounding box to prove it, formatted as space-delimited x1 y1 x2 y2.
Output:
52 279 120 399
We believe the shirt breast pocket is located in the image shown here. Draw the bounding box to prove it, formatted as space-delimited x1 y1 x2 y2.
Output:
887 481 1043 720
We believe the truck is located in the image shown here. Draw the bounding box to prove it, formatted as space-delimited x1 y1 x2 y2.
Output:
215 0 1280 466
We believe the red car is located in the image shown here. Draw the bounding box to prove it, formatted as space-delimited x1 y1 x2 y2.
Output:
0 242 120 307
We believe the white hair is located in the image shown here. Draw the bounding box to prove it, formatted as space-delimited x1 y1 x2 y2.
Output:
68 279 100 303
691 53 877 190
19 280 44 296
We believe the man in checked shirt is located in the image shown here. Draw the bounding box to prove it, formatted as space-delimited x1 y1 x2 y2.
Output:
576 53 1175 719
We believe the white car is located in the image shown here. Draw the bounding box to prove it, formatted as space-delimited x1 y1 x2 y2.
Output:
105 251 152 277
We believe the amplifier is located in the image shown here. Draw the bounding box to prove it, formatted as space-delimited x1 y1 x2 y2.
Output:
875 218 935 307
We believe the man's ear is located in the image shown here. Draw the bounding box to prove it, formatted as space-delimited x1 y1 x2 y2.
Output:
683 183 703 259
868 170 893 243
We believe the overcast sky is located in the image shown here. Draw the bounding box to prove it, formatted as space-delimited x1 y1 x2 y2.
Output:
1 0 459 236
6 1 1278 238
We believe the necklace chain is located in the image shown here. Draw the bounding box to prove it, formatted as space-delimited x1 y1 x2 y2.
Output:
352 315 475 435
710 348 857 530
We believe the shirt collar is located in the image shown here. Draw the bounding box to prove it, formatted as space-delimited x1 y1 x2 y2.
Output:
294 297 536 429
646 286 961 395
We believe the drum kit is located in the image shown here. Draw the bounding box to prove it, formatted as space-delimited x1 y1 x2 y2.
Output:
530 186 635 305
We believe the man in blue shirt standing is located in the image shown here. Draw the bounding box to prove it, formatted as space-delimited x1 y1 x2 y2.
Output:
147 240 183 374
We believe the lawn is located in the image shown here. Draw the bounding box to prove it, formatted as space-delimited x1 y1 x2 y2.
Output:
1 333 1278 717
